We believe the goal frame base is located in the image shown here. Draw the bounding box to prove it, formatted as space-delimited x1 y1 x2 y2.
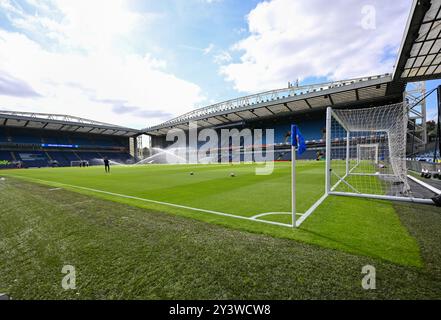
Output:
329 191 434 204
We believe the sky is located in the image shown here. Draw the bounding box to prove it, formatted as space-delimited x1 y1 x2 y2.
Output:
0 0 440 129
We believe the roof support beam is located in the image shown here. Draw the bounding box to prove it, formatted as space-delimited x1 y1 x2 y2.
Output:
204 119 217 125
249 109 259 117
233 112 245 120
216 115 230 123
327 95 335 106
305 99 313 109
265 106 276 115
416 17 441 26
408 51 441 59
283 103 293 112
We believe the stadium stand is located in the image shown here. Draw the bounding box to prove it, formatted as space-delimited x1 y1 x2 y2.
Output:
0 111 141 169
147 108 327 162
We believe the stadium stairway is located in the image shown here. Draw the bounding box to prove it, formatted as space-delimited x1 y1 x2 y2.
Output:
48 152 69 166
45 151 53 161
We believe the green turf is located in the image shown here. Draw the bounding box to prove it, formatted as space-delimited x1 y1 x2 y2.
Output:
331 160 391 195
1 162 422 266
333 174 387 195
3 162 325 216
1 178 440 299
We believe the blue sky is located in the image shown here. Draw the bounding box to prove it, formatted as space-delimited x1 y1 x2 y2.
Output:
125 0 263 104
0 0 439 128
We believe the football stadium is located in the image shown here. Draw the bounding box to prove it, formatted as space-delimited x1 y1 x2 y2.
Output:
1 0 441 303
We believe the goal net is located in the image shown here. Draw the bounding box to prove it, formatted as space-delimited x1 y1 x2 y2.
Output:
357 144 379 166
326 103 417 201
71 160 89 167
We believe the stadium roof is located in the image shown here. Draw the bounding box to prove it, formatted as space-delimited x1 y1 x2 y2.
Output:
394 0 441 82
0 110 141 137
144 0 441 136
145 74 402 135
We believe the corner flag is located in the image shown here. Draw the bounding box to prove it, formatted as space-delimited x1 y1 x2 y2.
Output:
290 124 306 228
291 125 306 156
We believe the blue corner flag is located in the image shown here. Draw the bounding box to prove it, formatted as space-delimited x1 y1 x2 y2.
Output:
291 124 306 156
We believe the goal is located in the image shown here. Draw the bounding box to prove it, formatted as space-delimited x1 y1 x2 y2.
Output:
326 103 431 204
357 144 378 165
71 160 89 167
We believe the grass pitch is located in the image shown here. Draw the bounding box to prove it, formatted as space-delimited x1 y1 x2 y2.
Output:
0 177 440 299
1 161 426 267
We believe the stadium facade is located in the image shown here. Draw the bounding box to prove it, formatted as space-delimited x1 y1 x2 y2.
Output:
143 0 441 162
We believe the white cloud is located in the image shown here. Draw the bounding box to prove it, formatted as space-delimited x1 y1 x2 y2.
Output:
0 0 204 128
220 0 413 93
203 43 215 55
213 51 232 64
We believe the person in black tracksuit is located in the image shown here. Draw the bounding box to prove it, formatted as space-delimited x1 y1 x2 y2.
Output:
104 157 110 173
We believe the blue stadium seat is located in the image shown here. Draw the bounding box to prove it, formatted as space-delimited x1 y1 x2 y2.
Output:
0 151 13 161
15 151 49 168
0 126 133 169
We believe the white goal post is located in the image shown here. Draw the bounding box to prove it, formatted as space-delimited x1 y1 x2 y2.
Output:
71 160 89 167
326 103 432 204
357 144 379 165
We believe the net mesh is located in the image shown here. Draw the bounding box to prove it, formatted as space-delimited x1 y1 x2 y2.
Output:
70 160 89 167
329 103 410 197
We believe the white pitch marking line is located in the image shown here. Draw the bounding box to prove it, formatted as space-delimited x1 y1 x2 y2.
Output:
10 176 294 228
407 174 441 195
49 187 62 191
251 212 303 220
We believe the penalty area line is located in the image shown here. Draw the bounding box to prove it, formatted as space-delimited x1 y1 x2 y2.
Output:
9 176 293 228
